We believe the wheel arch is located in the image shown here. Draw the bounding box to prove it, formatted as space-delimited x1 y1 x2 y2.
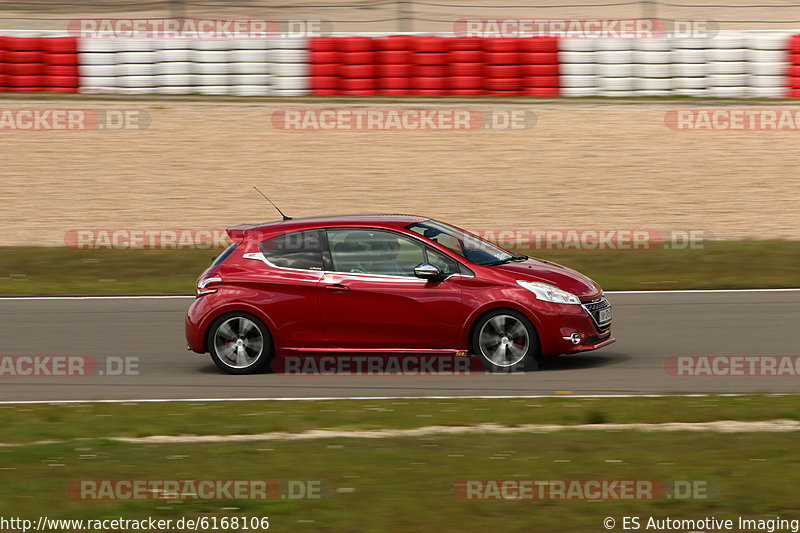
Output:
201 303 278 354
465 303 542 356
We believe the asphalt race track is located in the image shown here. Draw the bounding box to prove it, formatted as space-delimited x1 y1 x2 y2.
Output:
0 291 797 402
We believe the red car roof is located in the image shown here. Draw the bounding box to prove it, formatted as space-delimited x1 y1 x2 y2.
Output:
226 214 430 243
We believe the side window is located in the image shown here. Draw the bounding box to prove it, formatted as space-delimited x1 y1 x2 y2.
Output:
259 230 324 270
211 243 238 266
327 229 425 277
426 247 460 276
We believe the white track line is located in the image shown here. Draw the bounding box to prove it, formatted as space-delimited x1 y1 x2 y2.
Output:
0 393 793 405
1 288 799 300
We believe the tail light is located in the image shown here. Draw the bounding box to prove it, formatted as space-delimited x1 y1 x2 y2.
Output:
197 276 222 296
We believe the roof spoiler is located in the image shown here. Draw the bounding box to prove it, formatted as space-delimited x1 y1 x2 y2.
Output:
226 225 249 244
226 218 288 244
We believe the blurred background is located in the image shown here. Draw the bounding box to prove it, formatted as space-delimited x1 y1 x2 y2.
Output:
2 0 800 32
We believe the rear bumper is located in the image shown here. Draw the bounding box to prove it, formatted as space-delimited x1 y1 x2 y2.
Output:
185 298 206 354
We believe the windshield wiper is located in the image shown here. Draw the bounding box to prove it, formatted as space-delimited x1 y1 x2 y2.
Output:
509 254 528 261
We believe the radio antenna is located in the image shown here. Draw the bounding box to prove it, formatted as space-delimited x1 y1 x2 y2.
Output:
253 186 292 221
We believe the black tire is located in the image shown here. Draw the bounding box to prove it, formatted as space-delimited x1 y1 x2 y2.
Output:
207 312 273 374
470 309 540 373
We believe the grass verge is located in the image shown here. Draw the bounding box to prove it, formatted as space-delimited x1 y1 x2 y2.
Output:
1 396 799 531
3 432 800 532
1 395 799 444
1 240 799 294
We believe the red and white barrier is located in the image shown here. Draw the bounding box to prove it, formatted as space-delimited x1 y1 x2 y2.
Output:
1 32 799 97
446 36 482 96
0 36 78 92
787 34 800 97
308 35 560 96
306 32 793 97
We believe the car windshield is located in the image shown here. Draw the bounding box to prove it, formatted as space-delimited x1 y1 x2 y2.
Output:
406 220 523 266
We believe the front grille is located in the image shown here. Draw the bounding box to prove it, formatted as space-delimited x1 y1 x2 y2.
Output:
582 297 612 327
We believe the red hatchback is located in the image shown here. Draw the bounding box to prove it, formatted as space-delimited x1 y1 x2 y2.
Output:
185 215 615 374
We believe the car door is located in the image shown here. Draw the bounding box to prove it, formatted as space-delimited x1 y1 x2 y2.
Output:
317 228 464 350
239 229 328 349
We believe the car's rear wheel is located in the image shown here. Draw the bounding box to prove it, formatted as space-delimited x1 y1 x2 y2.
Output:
208 312 272 374
471 309 539 372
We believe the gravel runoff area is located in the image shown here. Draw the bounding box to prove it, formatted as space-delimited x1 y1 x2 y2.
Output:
2 0 799 32
1 98 799 246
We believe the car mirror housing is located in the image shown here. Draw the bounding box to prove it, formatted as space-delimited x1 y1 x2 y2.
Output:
414 263 443 280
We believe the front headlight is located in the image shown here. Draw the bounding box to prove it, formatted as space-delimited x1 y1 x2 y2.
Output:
516 280 581 305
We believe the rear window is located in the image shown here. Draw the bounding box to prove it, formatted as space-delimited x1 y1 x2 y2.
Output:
259 230 324 270
211 243 238 266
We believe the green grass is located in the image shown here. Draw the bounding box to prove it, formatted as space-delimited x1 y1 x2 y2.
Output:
1 395 799 445
0 246 218 294
1 240 799 294
524 239 800 291
2 397 800 531
4 433 800 531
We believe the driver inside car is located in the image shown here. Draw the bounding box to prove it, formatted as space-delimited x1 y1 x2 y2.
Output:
365 237 406 276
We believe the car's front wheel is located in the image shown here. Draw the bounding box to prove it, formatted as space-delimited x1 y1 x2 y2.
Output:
208 312 273 374
471 309 539 372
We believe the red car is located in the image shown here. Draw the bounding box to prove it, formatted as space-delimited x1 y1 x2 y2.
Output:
185 215 614 374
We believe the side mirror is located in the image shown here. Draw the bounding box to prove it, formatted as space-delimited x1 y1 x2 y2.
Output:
414 263 442 280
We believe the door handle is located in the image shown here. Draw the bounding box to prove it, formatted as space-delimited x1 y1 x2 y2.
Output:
324 283 350 292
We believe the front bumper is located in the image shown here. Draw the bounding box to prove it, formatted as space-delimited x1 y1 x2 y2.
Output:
532 297 615 356
563 334 616 354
